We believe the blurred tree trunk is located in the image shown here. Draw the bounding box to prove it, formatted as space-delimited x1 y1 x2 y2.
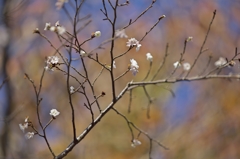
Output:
0 0 13 157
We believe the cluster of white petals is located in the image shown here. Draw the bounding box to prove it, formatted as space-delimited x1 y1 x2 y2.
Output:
131 139 141 148
215 57 227 67
19 117 35 139
183 62 191 71
19 123 28 132
173 61 191 71
146 53 153 62
186 36 193 42
173 61 181 68
70 86 75 94
44 22 51 31
113 61 116 69
94 31 101 37
44 21 66 35
126 38 142 51
50 109 60 118
80 50 87 56
130 59 139 76
115 29 128 38
45 56 59 71
25 132 35 139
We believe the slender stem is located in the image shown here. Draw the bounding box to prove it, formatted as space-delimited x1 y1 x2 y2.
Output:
185 10 216 77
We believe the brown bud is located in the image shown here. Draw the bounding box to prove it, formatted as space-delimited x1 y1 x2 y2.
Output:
33 28 40 34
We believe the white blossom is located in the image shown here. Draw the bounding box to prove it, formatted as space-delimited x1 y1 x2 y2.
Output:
50 109 60 118
173 61 181 68
45 56 59 71
146 53 153 62
24 116 29 123
136 43 142 51
126 38 142 51
187 36 193 42
49 56 59 64
215 57 227 67
19 123 28 133
50 26 55 32
80 50 86 55
80 50 86 56
25 132 34 139
55 21 66 35
70 86 75 94
44 21 66 35
229 60 236 67
126 38 138 47
44 66 53 71
44 23 51 30
113 61 116 69
94 31 101 37
115 29 128 38
56 26 66 35
55 21 60 26
183 62 191 71
130 59 139 76
131 139 141 148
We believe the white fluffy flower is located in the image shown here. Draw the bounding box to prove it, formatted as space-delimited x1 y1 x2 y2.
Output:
45 56 59 71
94 31 101 37
126 38 142 51
131 139 141 148
49 56 59 64
56 26 66 35
50 109 60 118
49 26 55 32
55 21 66 35
173 61 181 68
44 23 51 30
19 123 28 133
113 61 116 69
186 36 193 42
45 21 66 35
55 21 60 26
25 132 34 139
130 59 139 76
115 29 128 38
70 86 75 94
146 53 153 62
80 50 86 56
183 62 191 71
136 43 142 51
215 57 227 67
24 117 29 123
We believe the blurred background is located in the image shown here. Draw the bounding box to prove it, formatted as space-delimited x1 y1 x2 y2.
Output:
0 0 240 158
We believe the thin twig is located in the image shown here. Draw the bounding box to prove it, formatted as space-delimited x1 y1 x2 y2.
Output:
93 67 104 86
114 69 130 81
143 86 153 119
123 1 156 30
185 10 217 77
151 43 169 81
200 55 212 75
0 78 8 90
168 38 188 79
143 62 153 81
128 89 133 113
24 71 56 157
112 108 169 150
139 15 166 42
